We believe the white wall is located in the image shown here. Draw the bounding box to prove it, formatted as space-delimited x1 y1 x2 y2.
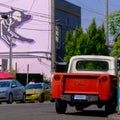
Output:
0 0 51 78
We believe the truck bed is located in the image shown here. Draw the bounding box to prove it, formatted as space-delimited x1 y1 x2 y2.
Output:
52 72 111 100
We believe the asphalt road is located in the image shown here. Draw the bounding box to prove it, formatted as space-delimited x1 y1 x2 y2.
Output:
0 102 112 120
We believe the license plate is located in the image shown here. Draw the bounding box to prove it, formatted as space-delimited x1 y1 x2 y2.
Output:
74 95 86 100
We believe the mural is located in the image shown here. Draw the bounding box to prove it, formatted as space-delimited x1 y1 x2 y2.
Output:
0 0 51 78
0 8 34 46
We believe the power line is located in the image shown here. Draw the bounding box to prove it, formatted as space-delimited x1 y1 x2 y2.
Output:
0 3 54 26
67 0 105 17
0 3 52 19
81 6 105 17
28 0 36 14
0 0 17 4
17 27 52 31
0 2 80 32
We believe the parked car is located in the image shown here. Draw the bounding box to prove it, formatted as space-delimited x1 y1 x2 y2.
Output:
0 79 26 104
25 82 51 103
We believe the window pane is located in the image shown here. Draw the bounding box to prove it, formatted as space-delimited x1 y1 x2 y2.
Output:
76 61 109 71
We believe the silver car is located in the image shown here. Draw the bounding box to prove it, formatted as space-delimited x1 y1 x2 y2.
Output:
0 79 26 104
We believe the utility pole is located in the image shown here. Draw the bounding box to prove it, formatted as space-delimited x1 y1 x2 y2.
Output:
26 64 29 85
105 0 109 46
51 0 56 74
9 37 13 72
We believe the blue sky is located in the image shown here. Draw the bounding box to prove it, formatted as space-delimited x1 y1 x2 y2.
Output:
66 0 120 43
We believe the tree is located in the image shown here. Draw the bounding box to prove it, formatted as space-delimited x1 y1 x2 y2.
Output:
108 10 120 56
108 10 120 36
64 19 109 63
86 19 109 55
64 30 74 63
110 37 120 57
64 27 88 63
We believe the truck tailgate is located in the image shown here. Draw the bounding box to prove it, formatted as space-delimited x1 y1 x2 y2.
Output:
63 74 99 94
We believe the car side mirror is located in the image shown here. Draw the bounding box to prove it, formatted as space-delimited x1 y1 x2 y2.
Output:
11 84 17 88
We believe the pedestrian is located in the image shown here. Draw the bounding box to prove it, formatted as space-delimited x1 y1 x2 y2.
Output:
29 79 35 84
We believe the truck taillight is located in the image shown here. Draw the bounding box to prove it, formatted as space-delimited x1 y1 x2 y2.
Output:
54 74 60 81
101 76 108 82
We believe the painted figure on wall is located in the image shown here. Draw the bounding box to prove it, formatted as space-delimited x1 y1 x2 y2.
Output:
0 9 34 46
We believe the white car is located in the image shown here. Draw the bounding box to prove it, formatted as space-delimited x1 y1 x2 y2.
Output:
0 79 26 104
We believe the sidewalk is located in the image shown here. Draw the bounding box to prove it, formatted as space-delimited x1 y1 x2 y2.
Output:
106 113 120 120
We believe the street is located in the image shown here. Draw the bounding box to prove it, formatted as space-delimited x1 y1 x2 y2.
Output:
0 102 110 120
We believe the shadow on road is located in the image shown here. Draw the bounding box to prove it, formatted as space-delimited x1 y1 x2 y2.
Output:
65 109 116 118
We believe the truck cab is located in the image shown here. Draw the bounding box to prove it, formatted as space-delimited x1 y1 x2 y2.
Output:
68 55 120 76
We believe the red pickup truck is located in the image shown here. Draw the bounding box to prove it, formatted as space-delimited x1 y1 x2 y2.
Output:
52 55 119 114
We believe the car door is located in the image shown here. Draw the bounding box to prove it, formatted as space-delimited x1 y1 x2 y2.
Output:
15 81 24 100
11 81 19 100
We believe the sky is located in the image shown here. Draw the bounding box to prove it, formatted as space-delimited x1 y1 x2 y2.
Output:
66 0 120 43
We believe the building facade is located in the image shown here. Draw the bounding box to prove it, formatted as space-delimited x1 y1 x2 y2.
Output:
55 0 81 72
0 0 51 84
0 0 81 84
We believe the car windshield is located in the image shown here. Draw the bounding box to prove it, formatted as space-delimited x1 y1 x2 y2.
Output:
25 84 43 90
0 81 10 87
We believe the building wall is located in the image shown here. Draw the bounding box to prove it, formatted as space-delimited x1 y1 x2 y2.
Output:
55 0 81 72
0 0 81 78
0 0 52 78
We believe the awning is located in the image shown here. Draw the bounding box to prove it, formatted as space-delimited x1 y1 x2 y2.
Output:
0 71 14 79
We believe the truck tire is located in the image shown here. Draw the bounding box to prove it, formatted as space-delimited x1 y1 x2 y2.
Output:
55 99 67 114
105 101 116 114
50 98 55 102
75 104 84 111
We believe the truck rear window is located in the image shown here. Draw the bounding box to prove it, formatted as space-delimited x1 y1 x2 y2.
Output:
76 61 109 71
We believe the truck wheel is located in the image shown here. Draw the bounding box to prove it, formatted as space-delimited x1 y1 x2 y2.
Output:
105 101 116 114
55 99 67 114
75 104 84 111
50 98 55 102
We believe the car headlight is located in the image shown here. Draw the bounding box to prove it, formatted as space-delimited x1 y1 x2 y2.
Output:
34 91 41 95
0 91 7 94
0 91 6 94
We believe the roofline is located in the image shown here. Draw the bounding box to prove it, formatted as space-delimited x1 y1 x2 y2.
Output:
70 55 115 61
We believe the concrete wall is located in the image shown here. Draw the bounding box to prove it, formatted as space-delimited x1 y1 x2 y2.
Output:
55 0 81 71
0 0 51 78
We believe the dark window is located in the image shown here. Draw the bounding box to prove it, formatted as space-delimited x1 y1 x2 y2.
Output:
56 25 62 49
44 83 50 89
117 60 120 76
25 84 43 90
76 61 109 71
0 81 10 87
117 60 120 70
11 81 17 87
16 81 22 87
